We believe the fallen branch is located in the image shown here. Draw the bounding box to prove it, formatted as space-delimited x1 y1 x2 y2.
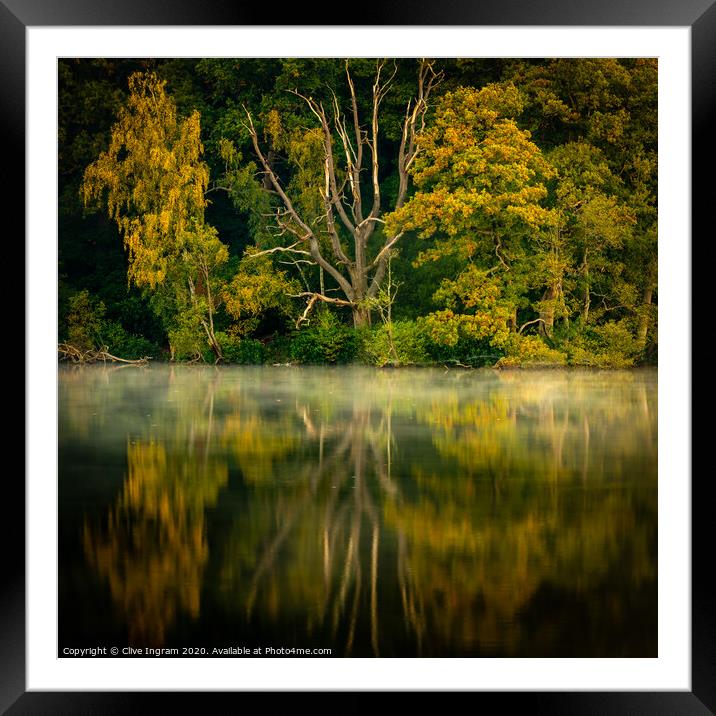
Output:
442 360 474 370
58 343 151 365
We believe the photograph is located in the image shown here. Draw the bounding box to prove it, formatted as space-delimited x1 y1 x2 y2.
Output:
7 7 707 708
57 56 658 659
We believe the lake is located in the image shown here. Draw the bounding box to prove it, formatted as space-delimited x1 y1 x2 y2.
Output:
59 365 657 657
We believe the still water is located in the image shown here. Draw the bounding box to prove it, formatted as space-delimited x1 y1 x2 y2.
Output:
59 365 657 657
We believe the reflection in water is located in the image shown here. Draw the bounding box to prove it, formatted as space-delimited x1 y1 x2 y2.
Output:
82 439 228 645
59 366 657 656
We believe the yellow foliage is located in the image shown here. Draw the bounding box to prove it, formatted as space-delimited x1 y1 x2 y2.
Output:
385 84 555 273
222 253 299 336
82 72 218 291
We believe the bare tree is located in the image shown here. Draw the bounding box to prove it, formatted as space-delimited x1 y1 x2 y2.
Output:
245 59 442 328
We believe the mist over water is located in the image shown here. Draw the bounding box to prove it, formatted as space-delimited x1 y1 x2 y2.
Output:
59 365 657 657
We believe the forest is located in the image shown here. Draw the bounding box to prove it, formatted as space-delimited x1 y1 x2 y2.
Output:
58 58 658 368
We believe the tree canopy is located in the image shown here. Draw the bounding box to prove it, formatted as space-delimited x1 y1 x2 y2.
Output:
61 58 657 367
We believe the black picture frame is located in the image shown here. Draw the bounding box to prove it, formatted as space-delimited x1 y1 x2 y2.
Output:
5 2 708 712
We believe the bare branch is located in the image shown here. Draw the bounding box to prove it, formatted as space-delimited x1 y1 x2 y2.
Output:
368 232 403 271
518 318 546 334
367 60 394 221
495 234 510 270
345 61 365 219
288 89 356 236
243 241 313 259
244 109 312 236
244 106 355 300
319 152 353 267
396 59 443 211
289 292 353 306
291 292 354 327
355 216 385 231
330 87 363 224
243 60 441 323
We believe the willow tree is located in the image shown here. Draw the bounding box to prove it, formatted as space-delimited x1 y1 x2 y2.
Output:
244 59 442 328
82 71 227 360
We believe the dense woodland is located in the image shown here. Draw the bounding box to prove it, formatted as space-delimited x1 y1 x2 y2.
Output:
59 58 657 367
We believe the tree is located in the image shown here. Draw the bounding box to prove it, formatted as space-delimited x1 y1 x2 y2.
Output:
243 59 442 328
63 59 658 365
82 71 227 360
222 252 299 336
386 83 557 344
507 59 658 352
548 141 636 327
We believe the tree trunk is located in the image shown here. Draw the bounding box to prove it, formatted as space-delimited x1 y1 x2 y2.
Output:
636 260 656 350
539 285 557 338
581 253 590 324
636 284 654 350
203 266 223 362
508 307 518 333
262 150 276 191
201 320 223 362
352 304 372 329
245 61 441 332
582 285 590 325
188 275 223 361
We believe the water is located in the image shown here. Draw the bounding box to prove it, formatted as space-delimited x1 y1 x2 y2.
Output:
59 365 657 657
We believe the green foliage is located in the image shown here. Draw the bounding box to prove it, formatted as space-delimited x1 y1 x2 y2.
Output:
215 332 266 364
166 306 212 361
495 334 567 368
217 138 274 246
361 320 430 366
222 252 299 336
263 334 293 365
64 290 107 351
416 267 515 364
289 310 358 364
563 320 641 368
62 289 159 358
420 327 504 367
100 321 160 359
62 59 658 367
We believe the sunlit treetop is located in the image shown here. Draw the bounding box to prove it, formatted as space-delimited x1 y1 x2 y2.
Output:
82 71 211 290
386 83 557 265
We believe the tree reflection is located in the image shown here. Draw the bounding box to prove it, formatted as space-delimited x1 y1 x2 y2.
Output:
216 389 395 656
68 366 657 655
81 369 229 646
384 371 656 653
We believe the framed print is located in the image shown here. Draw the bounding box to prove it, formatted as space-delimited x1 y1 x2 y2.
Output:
6 1 710 712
